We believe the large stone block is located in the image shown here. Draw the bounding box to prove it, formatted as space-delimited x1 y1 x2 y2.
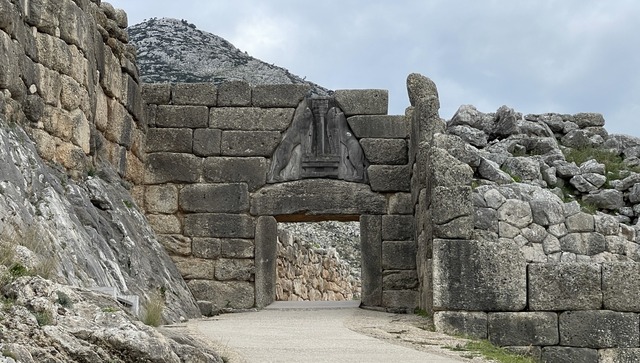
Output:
600 349 640 363
209 107 294 131
217 80 251 106
145 184 178 214
388 193 413 215
433 239 526 311
361 215 382 307
187 280 255 309
220 130 281 156
559 232 606 256
215 258 254 281
347 115 408 138
434 216 473 239
430 147 474 187
382 290 417 311
255 216 277 308
203 157 267 191
432 186 472 225
191 238 222 259
157 234 191 256
488 312 559 346
559 310 640 348
541 347 598 363
250 179 386 217
142 83 171 104
156 105 209 128
382 241 416 270
368 165 411 192
172 83 217 106
145 153 202 184
221 238 255 258
183 213 255 238
433 311 487 340
145 128 193 153
603 262 640 312
528 263 602 311
383 270 418 290
179 183 249 213
360 138 408 165
147 214 182 235
251 84 310 107
193 128 221 157
173 256 216 280
335 89 388 116
382 215 414 241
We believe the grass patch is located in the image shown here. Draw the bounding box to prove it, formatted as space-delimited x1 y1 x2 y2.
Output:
142 290 165 327
415 308 430 318
102 306 120 313
579 199 598 214
0 226 57 282
34 310 53 326
56 291 73 309
445 340 537 363
564 146 640 181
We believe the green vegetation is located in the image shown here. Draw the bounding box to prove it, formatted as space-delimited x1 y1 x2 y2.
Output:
142 291 165 327
56 291 73 309
564 146 640 181
123 200 134 209
579 200 598 214
102 306 120 313
445 340 537 363
0 226 58 283
414 308 430 318
34 310 53 326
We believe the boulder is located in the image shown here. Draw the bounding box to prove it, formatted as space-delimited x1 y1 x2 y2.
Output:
406 73 438 107
582 190 625 211
447 125 488 148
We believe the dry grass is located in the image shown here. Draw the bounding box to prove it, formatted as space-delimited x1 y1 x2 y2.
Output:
143 290 165 327
0 225 57 282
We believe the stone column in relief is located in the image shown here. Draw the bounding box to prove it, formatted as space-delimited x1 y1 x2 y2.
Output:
255 216 278 308
360 215 382 307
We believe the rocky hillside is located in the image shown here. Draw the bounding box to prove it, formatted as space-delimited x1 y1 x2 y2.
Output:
128 18 330 95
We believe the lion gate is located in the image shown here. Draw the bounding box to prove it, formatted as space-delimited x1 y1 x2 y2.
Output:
141 82 419 314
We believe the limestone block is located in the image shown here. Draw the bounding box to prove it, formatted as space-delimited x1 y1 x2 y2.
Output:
432 186 472 225
55 142 87 172
559 310 639 348
573 112 605 128
252 84 310 107
173 256 215 280
603 262 640 311
528 263 602 311
359 138 408 165
146 128 193 153
147 214 181 235
193 128 221 157
60 74 86 111
33 63 62 106
217 80 251 106
430 147 474 187
187 280 254 309
382 241 416 270
220 130 280 156
209 107 294 131
191 238 222 259
382 215 414 241
70 109 90 154
250 179 386 216
255 216 277 308
100 46 121 99
388 193 413 215
221 238 254 258
142 83 171 104
183 213 255 238
559 233 606 256
144 184 178 214
334 89 388 116
347 115 408 138
123 75 144 123
541 347 598 363
599 349 640 363
179 183 249 213
498 199 533 228
215 258 254 281
172 83 217 106
368 165 411 192
406 73 438 107
145 153 202 184
156 234 191 257
582 190 625 211
434 216 473 239
35 32 72 76
382 290 417 311
383 270 418 290
487 312 559 346
595 213 621 235
361 215 382 307
124 151 145 185
433 311 487 340
475 208 499 232
156 105 209 128
203 157 267 191
530 190 565 226
105 99 133 147
432 239 526 311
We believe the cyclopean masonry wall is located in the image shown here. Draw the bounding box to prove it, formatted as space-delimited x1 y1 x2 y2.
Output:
142 82 417 314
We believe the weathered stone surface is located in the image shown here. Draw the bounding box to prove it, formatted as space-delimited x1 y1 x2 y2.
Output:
530 189 565 226
193 128 221 156
347 115 408 138
599 349 640 363
382 290 418 311
432 186 472 225
603 262 640 311
565 212 594 232
215 258 254 281
582 190 625 210
359 138 408 165
433 311 488 340
217 80 251 106
502 157 541 182
334 89 388 116
252 84 310 107
488 312 559 346
541 347 598 363
431 147 474 187
203 157 267 191
156 105 209 128
183 213 255 238
434 216 473 239
144 184 178 214
157 234 191 256
368 165 411 192
498 199 533 228
209 107 294 131
220 130 280 156
179 183 249 213
188 280 255 309
433 239 526 311
221 238 254 258
477 158 514 184
448 125 487 148
381 215 414 241
528 263 602 310
559 310 640 348
191 237 222 259
573 112 605 128
382 241 416 270
145 153 202 184
146 128 193 153
383 270 418 290
141 83 171 104
255 216 277 308
406 73 438 107
172 83 217 106
361 215 383 307
388 193 413 215
173 256 216 280
251 179 386 216
559 233 606 256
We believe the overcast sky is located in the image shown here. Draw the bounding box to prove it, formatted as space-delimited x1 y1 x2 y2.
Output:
108 0 640 137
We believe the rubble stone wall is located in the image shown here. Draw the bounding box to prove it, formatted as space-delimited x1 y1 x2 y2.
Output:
142 82 417 313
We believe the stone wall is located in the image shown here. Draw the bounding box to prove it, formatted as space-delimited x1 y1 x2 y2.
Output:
141 82 417 313
0 0 144 187
276 228 360 301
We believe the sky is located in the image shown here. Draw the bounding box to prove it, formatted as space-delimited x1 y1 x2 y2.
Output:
108 0 640 137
